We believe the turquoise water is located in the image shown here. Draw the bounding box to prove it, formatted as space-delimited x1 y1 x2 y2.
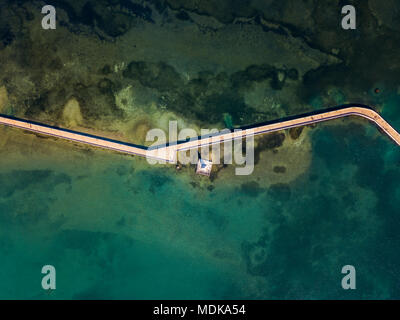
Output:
0 112 400 299
2 0 400 300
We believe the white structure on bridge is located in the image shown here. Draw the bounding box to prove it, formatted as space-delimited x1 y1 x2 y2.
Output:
196 158 213 176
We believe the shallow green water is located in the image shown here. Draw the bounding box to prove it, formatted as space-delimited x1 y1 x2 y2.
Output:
1 108 400 299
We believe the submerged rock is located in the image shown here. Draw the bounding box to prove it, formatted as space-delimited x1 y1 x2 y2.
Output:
273 166 286 174
289 127 303 140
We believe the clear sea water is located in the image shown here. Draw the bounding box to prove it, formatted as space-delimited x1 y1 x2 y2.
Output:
1 102 400 300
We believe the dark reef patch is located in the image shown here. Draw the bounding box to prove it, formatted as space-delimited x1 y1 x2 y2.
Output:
256 133 285 150
254 132 285 164
97 78 115 95
81 2 133 37
176 10 191 21
100 64 113 75
23 94 50 118
137 169 173 194
43 0 153 38
153 0 256 24
230 64 288 91
123 61 183 92
73 81 124 121
288 127 303 140
0 24 15 49
239 181 265 197
286 68 299 81
202 91 250 124
122 60 293 127
273 166 286 174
